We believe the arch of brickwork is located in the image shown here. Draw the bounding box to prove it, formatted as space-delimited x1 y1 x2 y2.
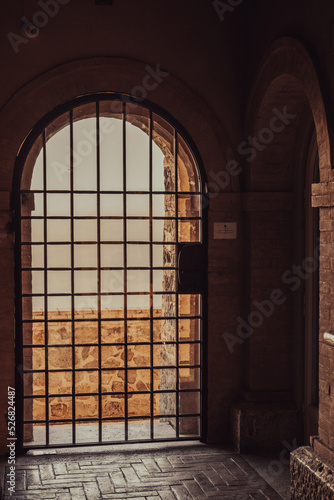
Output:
0 57 242 452
246 37 333 182
242 37 332 395
231 38 332 455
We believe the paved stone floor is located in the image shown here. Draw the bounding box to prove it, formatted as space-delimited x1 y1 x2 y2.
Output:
0 443 290 499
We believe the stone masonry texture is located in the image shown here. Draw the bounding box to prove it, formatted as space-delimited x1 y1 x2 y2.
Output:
290 446 334 499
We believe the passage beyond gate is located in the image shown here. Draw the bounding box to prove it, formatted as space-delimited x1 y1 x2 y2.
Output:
16 95 206 449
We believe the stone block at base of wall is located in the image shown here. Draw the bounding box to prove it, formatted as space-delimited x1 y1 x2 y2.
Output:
290 446 334 499
230 400 299 453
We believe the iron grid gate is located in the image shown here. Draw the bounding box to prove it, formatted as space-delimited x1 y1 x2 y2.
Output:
15 95 207 449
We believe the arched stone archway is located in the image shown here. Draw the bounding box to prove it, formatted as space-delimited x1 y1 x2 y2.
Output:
0 57 243 452
245 37 333 180
232 38 331 453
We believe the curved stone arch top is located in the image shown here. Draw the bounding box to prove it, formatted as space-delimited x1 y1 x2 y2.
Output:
0 57 239 199
245 37 333 185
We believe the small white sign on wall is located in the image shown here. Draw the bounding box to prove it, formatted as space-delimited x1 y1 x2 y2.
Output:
213 222 237 240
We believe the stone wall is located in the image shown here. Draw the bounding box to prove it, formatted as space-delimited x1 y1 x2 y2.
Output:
290 447 334 499
26 306 196 426
28 309 164 422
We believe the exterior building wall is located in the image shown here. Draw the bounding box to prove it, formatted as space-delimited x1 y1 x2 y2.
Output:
29 309 163 423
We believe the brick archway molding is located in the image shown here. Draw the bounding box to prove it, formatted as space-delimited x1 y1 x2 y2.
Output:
245 38 334 497
0 57 240 455
231 38 333 455
0 57 239 194
246 37 333 180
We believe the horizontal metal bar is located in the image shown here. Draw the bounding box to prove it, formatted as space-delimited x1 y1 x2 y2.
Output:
21 241 181 246
22 315 201 323
21 437 201 450
22 292 182 297
22 365 201 374
21 216 201 221
21 189 202 196
28 266 178 272
22 267 178 272
24 414 201 425
23 341 201 348
24 389 200 399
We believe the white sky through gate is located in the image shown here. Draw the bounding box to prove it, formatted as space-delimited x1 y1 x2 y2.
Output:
29 117 166 312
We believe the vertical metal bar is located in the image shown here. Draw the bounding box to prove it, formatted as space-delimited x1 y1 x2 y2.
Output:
198 160 204 441
123 102 128 441
70 110 76 444
199 182 204 440
42 129 50 446
174 130 180 439
149 111 154 440
200 159 207 443
96 102 102 442
16 184 24 451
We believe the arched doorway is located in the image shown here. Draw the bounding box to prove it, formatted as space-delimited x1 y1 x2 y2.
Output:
15 94 207 449
231 38 331 452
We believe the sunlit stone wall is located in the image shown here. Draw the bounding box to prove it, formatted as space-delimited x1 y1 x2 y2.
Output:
30 309 163 422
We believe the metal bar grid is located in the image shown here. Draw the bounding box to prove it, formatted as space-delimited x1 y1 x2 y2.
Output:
18 97 204 449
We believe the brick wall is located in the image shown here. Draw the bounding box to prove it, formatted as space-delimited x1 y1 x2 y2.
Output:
312 184 334 461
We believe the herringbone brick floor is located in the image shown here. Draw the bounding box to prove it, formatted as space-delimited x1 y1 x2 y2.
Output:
1 444 287 499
